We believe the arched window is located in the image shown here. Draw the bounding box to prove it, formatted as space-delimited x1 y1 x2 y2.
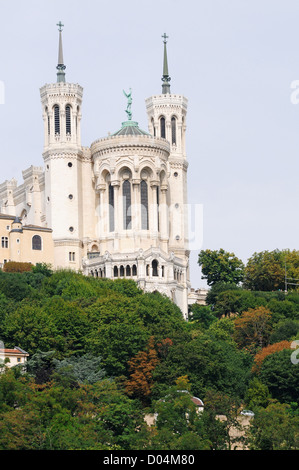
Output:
120 265 124 277
66 105 71 135
160 116 166 138
152 259 158 277
126 265 131 277
54 105 60 135
171 116 176 145
123 180 131 230
114 266 118 277
109 184 114 232
132 265 137 276
140 180 149 230
32 235 42 251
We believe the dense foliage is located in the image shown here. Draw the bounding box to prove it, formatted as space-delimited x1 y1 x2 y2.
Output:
0 261 298 450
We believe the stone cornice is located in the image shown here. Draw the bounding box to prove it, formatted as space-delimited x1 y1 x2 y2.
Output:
43 148 84 161
91 134 170 160
169 157 189 170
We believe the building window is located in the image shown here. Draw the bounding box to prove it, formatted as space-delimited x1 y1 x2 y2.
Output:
132 264 137 276
126 265 131 276
171 116 176 145
109 184 115 232
69 252 75 262
123 180 131 230
54 105 60 135
32 235 42 251
140 180 149 230
114 266 118 277
1 237 8 248
160 116 166 138
66 105 71 135
152 259 158 277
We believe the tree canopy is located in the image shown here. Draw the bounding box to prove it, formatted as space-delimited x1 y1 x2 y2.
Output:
198 249 245 287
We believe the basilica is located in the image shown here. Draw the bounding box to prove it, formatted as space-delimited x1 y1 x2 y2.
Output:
0 26 201 317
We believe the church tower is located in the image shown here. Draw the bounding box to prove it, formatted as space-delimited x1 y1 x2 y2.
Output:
40 22 84 269
145 34 190 291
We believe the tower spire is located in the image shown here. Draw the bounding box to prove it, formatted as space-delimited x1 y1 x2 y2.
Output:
161 33 171 94
56 21 66 83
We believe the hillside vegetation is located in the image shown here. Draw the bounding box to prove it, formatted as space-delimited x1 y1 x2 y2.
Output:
0 263 298 450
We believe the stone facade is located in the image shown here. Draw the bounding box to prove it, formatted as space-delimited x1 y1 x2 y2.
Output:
0 214 54 269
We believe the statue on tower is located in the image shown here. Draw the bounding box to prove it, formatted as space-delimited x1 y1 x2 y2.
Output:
123 88 132 121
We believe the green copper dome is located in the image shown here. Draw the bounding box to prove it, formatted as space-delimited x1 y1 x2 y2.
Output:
112 120 150 136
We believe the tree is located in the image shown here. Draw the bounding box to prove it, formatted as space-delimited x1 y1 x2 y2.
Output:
244 377 271 410
244 249 299 291
201 390 242 450
53 354 106 385
259 348 299 403
3 261 33 273
248 403 299 450
198 249 244 287
125 336 160 404
252 341 291 374
189 304 217 328
233 306 272 353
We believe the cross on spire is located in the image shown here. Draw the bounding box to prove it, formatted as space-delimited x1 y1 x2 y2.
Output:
57 21 64 32
162 33 168 44
56 21 66 82
161 33 171 93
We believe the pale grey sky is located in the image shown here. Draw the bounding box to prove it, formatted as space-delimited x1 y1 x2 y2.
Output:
1 0 299 289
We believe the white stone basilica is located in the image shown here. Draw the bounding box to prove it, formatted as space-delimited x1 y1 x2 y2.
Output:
0 27 194 317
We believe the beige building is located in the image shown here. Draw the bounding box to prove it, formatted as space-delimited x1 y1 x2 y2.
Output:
0 346 29 368
0 27 199 317
0 214 54 269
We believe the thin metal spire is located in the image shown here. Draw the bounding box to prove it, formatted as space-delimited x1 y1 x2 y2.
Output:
161 33 171 94
56 21 66 83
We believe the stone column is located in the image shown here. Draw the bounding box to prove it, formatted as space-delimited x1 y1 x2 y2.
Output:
150 181 159 240
160 185 168 251
132 179 140 233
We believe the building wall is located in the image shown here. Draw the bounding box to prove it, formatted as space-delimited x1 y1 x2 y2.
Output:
0 214 54 268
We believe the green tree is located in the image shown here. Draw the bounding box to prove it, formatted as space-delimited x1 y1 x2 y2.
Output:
248 402 299 450
189 304 217 328
53 354 106 385
202 390 242 450
244 377 271 410
244 249 299 292
258 348 299 403
198 249 244 287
